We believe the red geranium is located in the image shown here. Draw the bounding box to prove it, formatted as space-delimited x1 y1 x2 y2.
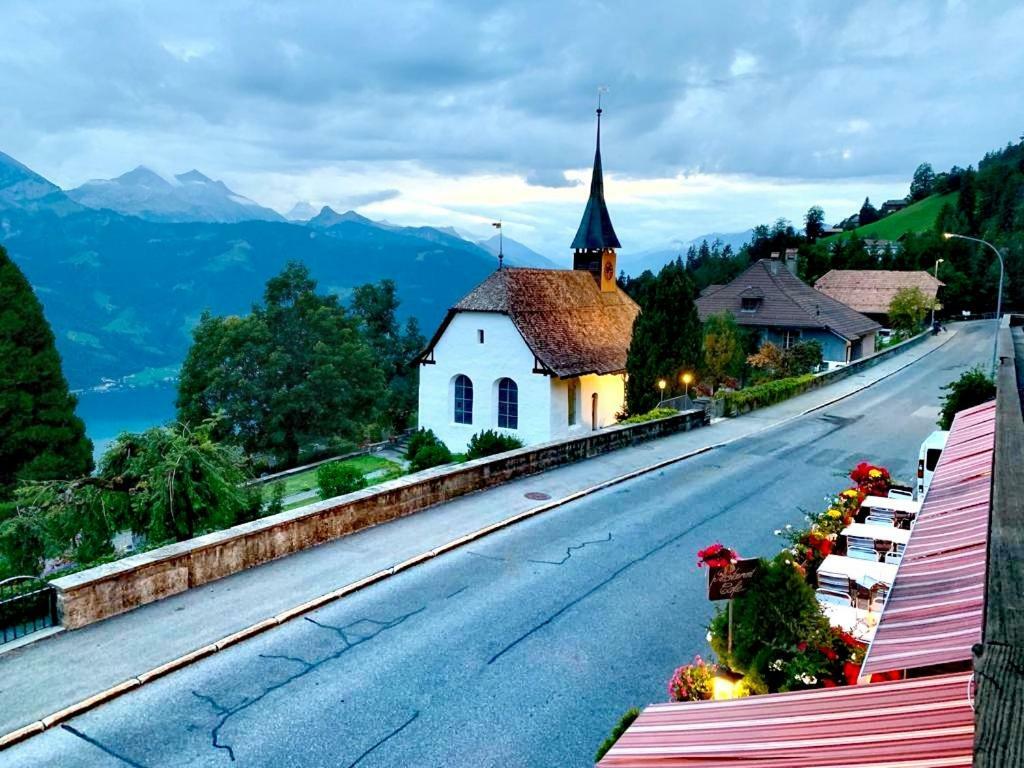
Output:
697 543 738 569
850 462 892 497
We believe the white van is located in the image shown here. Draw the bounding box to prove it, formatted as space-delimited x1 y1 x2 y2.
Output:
916 430 949 500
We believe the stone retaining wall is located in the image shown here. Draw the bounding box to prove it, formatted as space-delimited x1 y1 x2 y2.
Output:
53 409 708 629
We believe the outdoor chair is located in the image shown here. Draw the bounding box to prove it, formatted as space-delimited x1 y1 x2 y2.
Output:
884 551 903 565
847 546 880 562
865 514 895 526
816 589 855 607
817 571 853 595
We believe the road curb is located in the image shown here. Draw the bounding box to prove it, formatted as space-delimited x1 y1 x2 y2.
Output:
0 333 954 751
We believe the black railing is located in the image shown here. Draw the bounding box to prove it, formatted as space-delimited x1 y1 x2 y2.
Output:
0 575 58 645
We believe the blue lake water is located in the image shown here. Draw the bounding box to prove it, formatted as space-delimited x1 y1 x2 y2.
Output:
75 385 178 461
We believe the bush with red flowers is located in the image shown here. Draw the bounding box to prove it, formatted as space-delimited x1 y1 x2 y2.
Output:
696 543 738 569
849 462 892 497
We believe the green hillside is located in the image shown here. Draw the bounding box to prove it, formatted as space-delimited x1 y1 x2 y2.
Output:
826 192 958 241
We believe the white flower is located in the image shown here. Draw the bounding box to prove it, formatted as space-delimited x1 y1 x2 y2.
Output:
784 559 792 565
773 529 782 536
785 524 793 530
706 631 713 642
769 659 783 671
797 674 818 685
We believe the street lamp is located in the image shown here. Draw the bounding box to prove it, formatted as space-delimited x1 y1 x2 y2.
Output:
930 258 944 327
657 379 667 404
943 233 1005 376
681 371 694 400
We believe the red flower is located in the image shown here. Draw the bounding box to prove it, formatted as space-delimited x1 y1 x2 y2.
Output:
797 642 807 652
844 662 863 685
822 679 838 688
697 543 739 569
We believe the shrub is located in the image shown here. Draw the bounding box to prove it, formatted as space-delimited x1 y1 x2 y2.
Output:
619 406 679 425
409 443 453 472
405 428 439 461
316 462 367 499
714 374 816 416
465 430 524 460
594 708 641 763
265 482 286 516
784 341 823 376
938 367 996 429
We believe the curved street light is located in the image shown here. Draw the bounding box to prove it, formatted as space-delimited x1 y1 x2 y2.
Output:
930 258 943 328
943 233 1004 377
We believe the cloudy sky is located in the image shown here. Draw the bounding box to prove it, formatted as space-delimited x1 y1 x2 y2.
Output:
2 1 1022 258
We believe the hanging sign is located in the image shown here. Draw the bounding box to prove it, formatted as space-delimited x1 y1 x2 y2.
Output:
707 558 761 601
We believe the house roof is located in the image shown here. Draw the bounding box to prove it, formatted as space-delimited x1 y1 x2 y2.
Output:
420 268 639 378
695 259 881 341
571 108 621 251
814 270 943 315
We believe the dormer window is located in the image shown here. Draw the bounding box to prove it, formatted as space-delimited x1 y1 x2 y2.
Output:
739 286 764 313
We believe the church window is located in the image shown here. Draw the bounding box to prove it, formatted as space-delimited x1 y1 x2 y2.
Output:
478 329 484 344
497 378 518 430
454 374 473 424
567 379 579 425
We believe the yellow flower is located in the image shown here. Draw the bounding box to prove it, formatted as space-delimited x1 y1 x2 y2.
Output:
843 489 858 498
827 509 841 518
868 469 882 478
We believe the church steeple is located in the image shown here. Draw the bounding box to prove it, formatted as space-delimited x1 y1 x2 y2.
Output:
572 103 621 291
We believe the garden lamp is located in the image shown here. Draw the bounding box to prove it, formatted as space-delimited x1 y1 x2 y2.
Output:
681 372 694 399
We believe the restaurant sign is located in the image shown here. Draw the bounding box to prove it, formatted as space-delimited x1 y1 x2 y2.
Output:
707 558 761 601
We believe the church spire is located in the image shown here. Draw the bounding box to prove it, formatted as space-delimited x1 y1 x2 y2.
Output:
571 102 621 251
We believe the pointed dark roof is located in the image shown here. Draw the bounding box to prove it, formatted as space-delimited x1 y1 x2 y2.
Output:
696 259 881 341
419 268 639 377
571 109 621 251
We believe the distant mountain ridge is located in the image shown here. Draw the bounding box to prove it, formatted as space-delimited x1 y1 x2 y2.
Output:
618 229 754 276
66 166 284 223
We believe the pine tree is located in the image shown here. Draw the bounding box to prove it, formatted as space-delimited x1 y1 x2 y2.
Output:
0 245 93 499
625 261 702 415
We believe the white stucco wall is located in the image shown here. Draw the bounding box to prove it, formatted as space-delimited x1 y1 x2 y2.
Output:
419 312 630 451
418 312 553 452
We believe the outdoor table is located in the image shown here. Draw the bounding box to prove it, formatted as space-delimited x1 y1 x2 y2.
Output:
860 495 921 516
821 603 879 643
841 523 911 546
819 554 898 588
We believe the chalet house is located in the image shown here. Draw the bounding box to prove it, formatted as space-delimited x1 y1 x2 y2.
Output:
697 253 880 365
417 109 639 451
814 269 943 325
879 199 908 216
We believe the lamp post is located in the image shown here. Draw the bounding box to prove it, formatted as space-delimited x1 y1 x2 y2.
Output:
943 233 1004 376
657 378 667 405
681 372 694 401
930 258 944 328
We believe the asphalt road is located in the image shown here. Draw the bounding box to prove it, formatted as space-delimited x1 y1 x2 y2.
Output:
4 324 989 768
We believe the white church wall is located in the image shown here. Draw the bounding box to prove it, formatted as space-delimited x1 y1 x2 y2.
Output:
418 312 552 452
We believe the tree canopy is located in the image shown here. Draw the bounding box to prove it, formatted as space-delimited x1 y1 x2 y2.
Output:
888 286 932 335
625 260 702 414
702 312 746 390
177 262 385 467
0 245 93 501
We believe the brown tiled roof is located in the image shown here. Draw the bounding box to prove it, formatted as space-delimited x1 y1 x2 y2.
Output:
421 268 639 377
696 259 881 340
814 270 943 315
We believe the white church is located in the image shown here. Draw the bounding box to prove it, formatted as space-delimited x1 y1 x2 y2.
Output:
417 109 639 451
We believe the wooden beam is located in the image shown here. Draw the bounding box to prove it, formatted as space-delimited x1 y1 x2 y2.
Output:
973 322 1024 767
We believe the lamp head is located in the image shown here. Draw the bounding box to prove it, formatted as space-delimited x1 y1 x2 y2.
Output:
657 379 667 391
682 372 694 385
942 232 955 240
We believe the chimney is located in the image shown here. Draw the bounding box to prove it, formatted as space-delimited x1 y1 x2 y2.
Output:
783 248 800 276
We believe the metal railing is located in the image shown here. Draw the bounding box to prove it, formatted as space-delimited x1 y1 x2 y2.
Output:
0 575 58 645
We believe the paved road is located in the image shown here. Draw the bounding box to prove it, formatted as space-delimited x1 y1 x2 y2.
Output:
4 325 989 768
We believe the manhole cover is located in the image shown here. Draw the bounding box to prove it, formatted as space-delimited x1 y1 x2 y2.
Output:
525 491 551 501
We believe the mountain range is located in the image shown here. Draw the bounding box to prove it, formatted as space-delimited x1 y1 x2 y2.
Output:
617 230 754 276
0 151 552 390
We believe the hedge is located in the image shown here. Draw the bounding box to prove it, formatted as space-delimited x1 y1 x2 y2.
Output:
714 374 816 416
620 406 680 425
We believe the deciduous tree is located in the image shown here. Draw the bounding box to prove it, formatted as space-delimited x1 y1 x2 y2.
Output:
888 286 931 335
702 312 746 391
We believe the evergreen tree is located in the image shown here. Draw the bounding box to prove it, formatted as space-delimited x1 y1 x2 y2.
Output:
859 197 880 226
625 261 702 414
0 245 93 499
910 163 935 201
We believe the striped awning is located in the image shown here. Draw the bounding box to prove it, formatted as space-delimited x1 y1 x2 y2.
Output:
860 400 995 679
597 673 974 767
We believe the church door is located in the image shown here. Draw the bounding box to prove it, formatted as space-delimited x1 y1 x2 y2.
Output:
591 392 598 431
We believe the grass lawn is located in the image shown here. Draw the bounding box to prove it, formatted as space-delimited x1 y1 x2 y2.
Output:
824 192 958 242
273 454 401 497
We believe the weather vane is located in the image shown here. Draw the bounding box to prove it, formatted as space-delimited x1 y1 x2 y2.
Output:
492 220 503 270
597 85 609 113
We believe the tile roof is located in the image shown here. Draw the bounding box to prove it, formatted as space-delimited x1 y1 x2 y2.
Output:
814 270 944 315
421 268 639 378
696 259 881 341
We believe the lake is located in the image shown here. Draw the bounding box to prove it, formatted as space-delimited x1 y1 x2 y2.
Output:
75 385 178 461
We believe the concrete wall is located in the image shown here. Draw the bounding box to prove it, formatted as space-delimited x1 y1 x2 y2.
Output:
53 408 709 630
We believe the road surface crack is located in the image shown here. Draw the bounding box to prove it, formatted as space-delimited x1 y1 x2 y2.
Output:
527 533 613 565
344 711 420 768
191 606 424 762
61 724 150 768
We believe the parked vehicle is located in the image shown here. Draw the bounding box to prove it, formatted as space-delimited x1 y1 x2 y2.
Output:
916 430 949 500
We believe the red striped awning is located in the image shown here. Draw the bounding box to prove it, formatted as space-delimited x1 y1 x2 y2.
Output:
597 673 974 767
860 401 995 679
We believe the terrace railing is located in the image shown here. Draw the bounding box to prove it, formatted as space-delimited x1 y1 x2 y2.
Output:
0 575 58 646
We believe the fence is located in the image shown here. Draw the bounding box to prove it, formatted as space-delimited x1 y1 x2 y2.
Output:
0 576 58 646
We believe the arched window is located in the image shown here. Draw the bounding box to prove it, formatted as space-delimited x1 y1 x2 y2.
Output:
497 378 518 429
453 375 473 424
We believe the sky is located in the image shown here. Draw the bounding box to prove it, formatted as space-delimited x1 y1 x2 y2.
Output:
2 0 1022 258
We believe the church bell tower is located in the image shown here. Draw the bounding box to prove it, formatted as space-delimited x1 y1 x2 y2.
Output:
571 104 621 293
